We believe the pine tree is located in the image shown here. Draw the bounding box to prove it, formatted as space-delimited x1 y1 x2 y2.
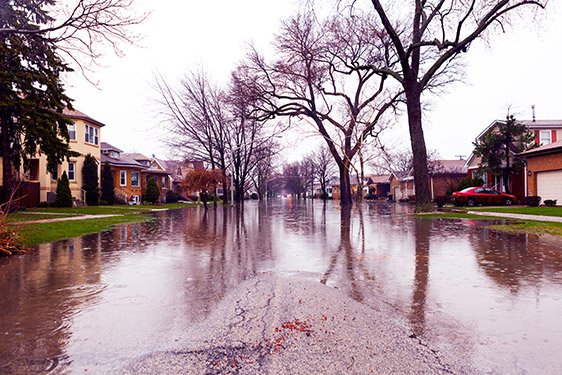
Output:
0 1 76 202
473 115 535 193
101 162 115 205
144 178 160 204
55 171 73 207
82 154 99 205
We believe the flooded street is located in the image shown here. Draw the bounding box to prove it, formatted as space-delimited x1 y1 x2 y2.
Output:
1 201 562 374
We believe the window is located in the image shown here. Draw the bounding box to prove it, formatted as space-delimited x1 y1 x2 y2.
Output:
68 162 76 181
162 176 167 188
68 123 76 140
540 130 552 145
120 170 127 186
85 124 99 145
131 171 139 187
25 159 40 180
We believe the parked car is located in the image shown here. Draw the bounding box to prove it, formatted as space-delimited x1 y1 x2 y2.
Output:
452 187 517 207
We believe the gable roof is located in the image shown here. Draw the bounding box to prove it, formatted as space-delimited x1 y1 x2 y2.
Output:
101 153 146 169
369 174 391 184
100 142 123 153
475 119 562 141
431 159 467 175
63 108 105 127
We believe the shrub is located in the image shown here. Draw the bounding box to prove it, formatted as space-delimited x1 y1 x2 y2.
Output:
524 196 541 207
100 162 115 205
434 196 450 208
55 171 73 207
455 176 484 192
165 190 183 203
544 199 557 207
82 154 99 206
144 178 160 204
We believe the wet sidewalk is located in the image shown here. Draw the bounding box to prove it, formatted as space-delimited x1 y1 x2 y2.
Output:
467 210 562 223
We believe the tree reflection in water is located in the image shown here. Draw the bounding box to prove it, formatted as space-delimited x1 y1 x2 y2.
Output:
409 219 430 337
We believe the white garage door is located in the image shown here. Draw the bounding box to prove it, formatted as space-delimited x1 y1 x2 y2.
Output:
537 170 562 204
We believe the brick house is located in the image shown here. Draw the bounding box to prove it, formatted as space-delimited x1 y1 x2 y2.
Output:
466 119 562 202
100 142 146 204
518 140 562 204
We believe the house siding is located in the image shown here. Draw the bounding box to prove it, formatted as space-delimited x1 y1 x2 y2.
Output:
526 153 562 196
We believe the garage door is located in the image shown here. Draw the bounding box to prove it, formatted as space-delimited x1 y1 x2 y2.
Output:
537 170 562 204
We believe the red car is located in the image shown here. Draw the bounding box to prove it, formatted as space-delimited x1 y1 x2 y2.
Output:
452 187 517 207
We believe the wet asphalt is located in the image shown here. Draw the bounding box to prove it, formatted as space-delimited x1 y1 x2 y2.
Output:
123 273 465 374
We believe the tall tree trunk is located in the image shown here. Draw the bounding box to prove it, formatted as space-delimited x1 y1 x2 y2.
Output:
405 87 431 209
1 118 14 203
339 163 352 206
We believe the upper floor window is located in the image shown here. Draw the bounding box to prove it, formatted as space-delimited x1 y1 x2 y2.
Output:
540 130 552 145
68 162 76 181
68 123 76 140
120 170 127 186
85 124 99 145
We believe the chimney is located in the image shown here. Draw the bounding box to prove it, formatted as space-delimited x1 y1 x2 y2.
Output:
532 104 536 122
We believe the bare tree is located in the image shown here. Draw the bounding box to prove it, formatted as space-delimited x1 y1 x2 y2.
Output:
283 157 315 198
0 0 145 70
311 145 337 200
241 11 402 205
354 0 546 209
154 70 230 201
251 139 281 200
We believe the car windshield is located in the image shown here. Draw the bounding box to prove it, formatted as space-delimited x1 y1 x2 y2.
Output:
460 187 476 193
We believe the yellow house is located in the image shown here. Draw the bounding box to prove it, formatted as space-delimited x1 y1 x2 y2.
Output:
0 108 104 206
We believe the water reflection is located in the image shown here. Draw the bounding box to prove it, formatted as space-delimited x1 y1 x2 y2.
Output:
1 202 562 373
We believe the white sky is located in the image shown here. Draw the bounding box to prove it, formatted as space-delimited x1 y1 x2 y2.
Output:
64 0 562 163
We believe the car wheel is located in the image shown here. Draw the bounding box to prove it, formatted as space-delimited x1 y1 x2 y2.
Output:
504 198 513 206
467 198 476 207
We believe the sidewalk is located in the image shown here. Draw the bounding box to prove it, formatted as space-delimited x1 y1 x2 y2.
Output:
15 214 122 225
467 210 562 223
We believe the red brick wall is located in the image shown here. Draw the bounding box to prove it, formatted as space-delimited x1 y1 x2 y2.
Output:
526 153 562 196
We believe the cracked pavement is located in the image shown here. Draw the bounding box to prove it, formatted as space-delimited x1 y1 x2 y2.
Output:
124 273 465 374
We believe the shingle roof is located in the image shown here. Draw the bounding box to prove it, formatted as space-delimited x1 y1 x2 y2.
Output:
431 159 467 174
518 140 562 157
101 153 146 169
100 142 123 153
63 108 105 127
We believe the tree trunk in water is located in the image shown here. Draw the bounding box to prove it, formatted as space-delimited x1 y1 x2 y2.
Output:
339 163 352 206
1 118 14 203
405 87 431 209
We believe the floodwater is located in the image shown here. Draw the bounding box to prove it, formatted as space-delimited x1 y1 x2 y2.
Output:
1 200 562 374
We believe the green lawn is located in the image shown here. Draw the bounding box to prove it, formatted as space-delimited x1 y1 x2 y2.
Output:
418 210 562 237
7 202 200 246
18 214 152 246
465 206 562 217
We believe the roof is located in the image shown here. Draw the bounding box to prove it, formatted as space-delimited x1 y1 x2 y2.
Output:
390 171 410 181
475 119 562 141
369 174 391 184
63 108 105 127
518 140 562 157
100 142 123 153
100 153 146 169
126 153 151 161
431 159 467 175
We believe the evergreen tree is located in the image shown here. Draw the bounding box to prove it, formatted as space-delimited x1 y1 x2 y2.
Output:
144 178 160 204
0 0 76 202
473 115 535 193
82 154 99 205
55 171 73 207
101 162 115 205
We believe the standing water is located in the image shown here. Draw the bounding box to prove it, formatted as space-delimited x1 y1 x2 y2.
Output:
1 201 562 373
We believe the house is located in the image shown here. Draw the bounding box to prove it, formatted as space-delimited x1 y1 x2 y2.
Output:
100 142 146 204
0 108 105 207
389 160 466 202
125 154 172 202
518 140 562 204
389 171 410 201
466 119 562 201
366 174 391 198
159 159 205 198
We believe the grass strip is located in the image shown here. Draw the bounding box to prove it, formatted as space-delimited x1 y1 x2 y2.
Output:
463 206 562 217
416 212 504 220
18 214 151 246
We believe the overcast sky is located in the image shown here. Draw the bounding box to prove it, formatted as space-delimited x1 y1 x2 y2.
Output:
65 0 562 163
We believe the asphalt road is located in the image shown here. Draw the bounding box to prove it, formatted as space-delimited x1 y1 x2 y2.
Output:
123 274 467 374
